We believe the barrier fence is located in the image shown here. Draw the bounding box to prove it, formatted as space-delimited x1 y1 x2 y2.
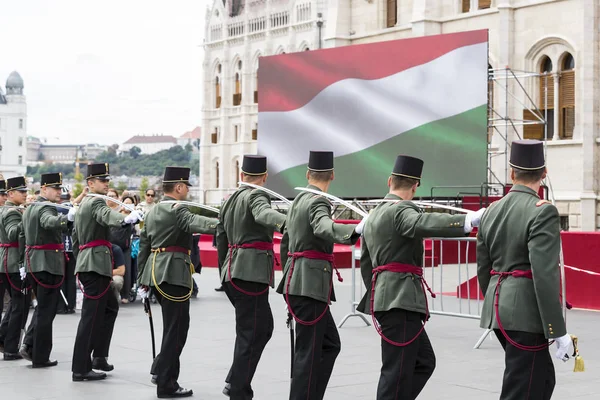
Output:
338 236 529 349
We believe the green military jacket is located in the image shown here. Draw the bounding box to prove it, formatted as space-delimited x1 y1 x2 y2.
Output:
0 200 25 273
477 185 566 338
72 195 127 278
357 194 467 315
276 185 359 303
138 196 218 289
21 196 69 276
216 186 286 286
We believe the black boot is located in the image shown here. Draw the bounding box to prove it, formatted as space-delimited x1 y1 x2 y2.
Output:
72 371 107 382
157 387 193 398
19 344 32 361
32 359 58 368
92 357 114 371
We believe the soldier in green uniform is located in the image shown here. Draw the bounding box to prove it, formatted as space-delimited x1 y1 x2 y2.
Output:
19 172 76 367
477 140 571 400
216 155 286 399
276 151 364 400
0 176 28 360
71 163 143 382
0 178 8 327
137 166 218 399
356 155 485 400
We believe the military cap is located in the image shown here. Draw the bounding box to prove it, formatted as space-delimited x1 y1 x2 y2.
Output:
241 155 267 176
41 172 64 188
86 163 111 180
392 155 424 183
0 179 6 194
308 151 334 172
509 140 545 170
6 176 28 192
163 166 192 186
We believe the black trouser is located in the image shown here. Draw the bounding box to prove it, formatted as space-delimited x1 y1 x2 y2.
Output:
494 329 555 400
24 272 62 363
120 248 132 300
71 272 119 373
150 283 190 396
0 274 30 354
288 295 341 400
57 254 76 311
374 308 436 400
224 280 274 400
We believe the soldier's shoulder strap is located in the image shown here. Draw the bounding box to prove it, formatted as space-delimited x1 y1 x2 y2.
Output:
536 199 552 207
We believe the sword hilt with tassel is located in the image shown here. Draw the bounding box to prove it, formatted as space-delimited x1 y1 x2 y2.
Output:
571 335 584 372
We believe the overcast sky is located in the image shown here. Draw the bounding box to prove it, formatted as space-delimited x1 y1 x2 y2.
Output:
0 0 208 145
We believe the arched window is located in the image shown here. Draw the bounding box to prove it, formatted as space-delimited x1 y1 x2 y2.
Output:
387 0 397 28
539 55 553 109
559 53 575 138
215 76 221 109
523 55 554 140
215 161 220 188
254 74 258 104
233 72 242 106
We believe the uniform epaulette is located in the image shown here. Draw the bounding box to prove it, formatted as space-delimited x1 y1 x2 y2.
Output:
536 199 552 207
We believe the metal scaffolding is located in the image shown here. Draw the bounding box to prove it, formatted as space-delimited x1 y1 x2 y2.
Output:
487 67 550 190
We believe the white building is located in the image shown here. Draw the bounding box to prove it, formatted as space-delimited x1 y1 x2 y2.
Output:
121 134 178 155
200 0 598 231
178 127 201 150
200 0 324 204
0 71 27 177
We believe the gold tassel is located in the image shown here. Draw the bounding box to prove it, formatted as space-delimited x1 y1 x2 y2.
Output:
570 335 585 372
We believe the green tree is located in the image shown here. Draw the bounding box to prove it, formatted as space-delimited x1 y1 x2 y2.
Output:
185 143 193 153
108 181 115 189
140 177 149 194
129 146 142 159
72 172 84 198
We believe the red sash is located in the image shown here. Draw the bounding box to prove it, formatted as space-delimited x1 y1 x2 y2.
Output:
370 263 436 347
1 242 28 291
77 240 114 300
25 243 67 289
227 242 279 296
491 269 554 351
285 250 343 326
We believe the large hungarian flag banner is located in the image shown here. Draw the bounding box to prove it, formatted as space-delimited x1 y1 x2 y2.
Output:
258 30 489 198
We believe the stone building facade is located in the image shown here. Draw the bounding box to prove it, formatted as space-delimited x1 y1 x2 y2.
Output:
200 0 598 231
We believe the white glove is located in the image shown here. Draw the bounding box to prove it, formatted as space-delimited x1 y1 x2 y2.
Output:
67 206 77 222
124 210 143 224
19 266 26 280
138 286 149 300
464 208 486 233
554 333 572 362
355 213 370 235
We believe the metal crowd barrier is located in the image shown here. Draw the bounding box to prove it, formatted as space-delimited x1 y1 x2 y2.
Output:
339 237 492 349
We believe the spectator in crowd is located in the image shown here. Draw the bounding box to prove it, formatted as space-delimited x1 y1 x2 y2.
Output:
106 189 120 210
138 188 157 214
111 244 126 302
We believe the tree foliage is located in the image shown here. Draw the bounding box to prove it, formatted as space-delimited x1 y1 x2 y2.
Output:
27 145 198 180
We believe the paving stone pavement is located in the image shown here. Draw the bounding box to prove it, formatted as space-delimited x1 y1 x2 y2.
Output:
1 267 598 399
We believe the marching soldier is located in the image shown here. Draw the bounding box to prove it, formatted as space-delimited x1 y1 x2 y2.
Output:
137 166 218 399
356 155 485 400
216 155 287 399
276 151 364 400
476 140 571 400
18 173 76 367
71 163 143 382
0 178 7 323
0 176 29 360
